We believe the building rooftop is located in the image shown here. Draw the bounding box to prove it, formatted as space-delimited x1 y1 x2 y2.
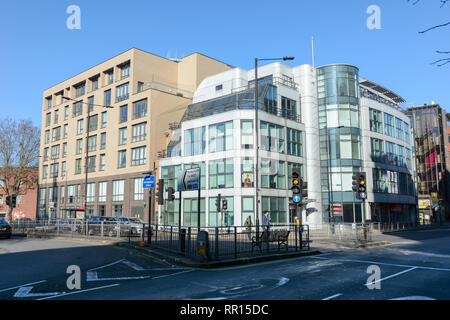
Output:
359 77 405 104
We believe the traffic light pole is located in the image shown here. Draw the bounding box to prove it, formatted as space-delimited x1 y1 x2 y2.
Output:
148 188 152 245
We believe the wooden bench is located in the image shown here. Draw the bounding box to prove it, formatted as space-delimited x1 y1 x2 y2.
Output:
251 230 290 253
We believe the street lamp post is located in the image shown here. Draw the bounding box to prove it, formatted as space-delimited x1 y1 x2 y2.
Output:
254 56 294 239
63 96 113 220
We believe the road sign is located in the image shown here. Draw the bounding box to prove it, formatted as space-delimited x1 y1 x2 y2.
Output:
143 176 155 188
293 195 301 203
182 168 200 191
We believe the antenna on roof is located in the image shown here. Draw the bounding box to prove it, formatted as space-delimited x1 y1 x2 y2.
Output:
312 36 315 68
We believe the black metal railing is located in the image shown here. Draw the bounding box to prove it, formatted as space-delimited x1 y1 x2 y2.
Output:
145 224 310 261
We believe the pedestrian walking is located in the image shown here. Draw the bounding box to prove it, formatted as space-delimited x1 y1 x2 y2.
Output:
244 215 252 240
262 210 271 241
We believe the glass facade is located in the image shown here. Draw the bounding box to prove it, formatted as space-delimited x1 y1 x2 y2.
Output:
318 65 362 223
406 106 449 220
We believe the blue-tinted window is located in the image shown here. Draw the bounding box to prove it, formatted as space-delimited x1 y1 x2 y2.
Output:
120 105 128 123
133 99 147 119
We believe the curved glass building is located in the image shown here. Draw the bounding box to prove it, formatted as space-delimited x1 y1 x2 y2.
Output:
317 65 363 223
159 61 417 228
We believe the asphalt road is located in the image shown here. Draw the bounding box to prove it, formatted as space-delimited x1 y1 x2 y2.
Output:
1 228 449 303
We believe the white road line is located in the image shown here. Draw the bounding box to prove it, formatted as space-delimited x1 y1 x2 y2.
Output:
365 267 417 286
122 260 145 271
312 256 450 272
152 270 193 279
87 259 125 271
322 293 343 300
0 280 46 293
36 284 120 300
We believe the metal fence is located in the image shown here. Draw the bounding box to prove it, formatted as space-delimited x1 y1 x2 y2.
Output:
11 219 148 242
306 223 372 242
146 224 311 261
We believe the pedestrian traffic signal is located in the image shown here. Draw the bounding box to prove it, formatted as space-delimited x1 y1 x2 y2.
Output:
167 187 175 201
222 199 227 211
291 168 302 204
157 179 164 205
215 194 222 212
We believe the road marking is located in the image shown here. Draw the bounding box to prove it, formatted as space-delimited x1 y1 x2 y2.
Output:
122 260 145 271
87 259 125 271
322 293 343 300
365 267 417 286
87 271 150 282
0 280 46 293
152 270 193 279
390 296 435 300
36 284 120 300
311 256 450 272
275 277 290 288
14 286 65 298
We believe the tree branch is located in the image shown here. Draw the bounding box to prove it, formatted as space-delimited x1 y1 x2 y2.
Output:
419 21 450 34
431 58 450 66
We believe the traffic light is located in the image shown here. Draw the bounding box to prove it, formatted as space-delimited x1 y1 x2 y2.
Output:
301 181 308 198
11 195 17 208
352 172 367 200
167 187 175 201
352 174 359 195
291 168 302 204
358 172 367 201
222 199 228 211
215 194 222 212
5 196 11 207
157 179 164 205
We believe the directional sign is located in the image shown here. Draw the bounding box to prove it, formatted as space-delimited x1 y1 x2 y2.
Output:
185 168 200 190
143 176 155 189
293 195 301 203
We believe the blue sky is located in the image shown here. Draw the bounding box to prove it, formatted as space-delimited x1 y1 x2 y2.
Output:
1 0 449 127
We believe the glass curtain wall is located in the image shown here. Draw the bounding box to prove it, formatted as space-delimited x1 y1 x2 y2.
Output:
317 65 363 223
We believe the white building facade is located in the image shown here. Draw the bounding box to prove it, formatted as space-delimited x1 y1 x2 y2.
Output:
158 62 417 227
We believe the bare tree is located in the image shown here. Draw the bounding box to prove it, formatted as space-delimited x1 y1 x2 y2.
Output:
0 118 40 222
408 0 450 66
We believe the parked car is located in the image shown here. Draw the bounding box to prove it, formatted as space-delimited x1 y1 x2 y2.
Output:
115 217 145 235
87 216 118 236
56 219 79 231
0 219 12 239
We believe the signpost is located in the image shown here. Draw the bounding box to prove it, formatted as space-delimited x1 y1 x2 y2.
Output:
143 175 155 244
143 176 155 189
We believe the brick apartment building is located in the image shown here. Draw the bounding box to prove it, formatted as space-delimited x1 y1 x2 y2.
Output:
0 167 39 220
